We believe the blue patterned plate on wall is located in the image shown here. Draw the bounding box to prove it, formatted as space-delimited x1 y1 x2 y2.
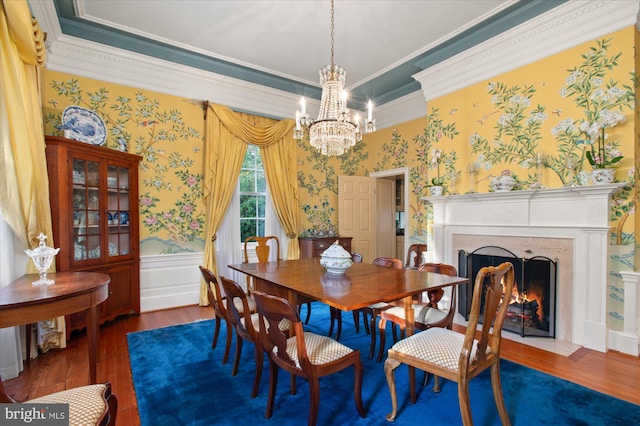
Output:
60 106 107 146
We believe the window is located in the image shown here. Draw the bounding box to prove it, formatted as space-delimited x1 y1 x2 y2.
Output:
239 145 266 242
217 145 283 279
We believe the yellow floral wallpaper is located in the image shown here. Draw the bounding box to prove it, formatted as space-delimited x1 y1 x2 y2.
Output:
42 70 205 255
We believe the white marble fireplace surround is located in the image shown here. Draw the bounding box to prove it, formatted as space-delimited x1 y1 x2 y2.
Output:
422 184 629 354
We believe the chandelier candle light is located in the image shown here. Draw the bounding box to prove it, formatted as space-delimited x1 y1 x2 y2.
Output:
293 0 375 156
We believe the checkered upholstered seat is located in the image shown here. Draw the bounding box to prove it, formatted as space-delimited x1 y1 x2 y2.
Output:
226 295 256 314
253 290 366 426
390 328 484 371
384 304 448 326
1 380 117 426
384 262 515 426
284 332 354 368
28 384 114 426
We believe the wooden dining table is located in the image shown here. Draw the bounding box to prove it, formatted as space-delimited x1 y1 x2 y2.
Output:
228 257 468 336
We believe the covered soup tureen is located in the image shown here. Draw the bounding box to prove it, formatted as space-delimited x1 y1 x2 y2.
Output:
319 241 353 274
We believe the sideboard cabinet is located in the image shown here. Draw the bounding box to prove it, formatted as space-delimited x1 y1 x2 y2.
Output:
45 136 142 334
299 236 353 258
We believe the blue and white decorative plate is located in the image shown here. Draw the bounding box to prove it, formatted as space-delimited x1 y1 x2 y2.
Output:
61 106 107 146
119 211 129 225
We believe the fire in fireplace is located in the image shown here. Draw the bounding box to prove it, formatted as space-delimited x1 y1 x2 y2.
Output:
458 246 557 338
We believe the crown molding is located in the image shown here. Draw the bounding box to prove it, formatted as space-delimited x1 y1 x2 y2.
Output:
413 0 640 101
43 33 306 120
374 91 427 130
29 0 61 40
40 29 424 127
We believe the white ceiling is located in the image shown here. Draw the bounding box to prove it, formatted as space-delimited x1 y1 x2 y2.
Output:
74 0 514 88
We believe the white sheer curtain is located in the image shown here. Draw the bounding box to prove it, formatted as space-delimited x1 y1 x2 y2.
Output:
215 181 284 289
0 212 29 379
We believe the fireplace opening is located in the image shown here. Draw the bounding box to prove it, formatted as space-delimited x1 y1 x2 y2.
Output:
458 246 557 338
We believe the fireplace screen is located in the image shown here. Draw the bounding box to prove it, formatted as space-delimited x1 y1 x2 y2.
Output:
458 246 557 338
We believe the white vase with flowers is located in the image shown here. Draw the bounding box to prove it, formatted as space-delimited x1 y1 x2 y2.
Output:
577 109 625 184
427 148 446 196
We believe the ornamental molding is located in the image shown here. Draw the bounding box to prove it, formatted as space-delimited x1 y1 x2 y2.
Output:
413 0 640 101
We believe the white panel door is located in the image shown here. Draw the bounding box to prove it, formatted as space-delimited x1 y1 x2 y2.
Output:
338 175 375 263
376 178 395 259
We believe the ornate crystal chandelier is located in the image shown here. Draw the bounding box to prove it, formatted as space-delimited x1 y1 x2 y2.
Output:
293 0 375 156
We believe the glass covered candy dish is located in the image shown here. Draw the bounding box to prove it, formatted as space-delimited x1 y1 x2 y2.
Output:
24 233 60 286
320 241 353 275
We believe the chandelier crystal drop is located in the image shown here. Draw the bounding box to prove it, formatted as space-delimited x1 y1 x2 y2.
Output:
293 0 375 156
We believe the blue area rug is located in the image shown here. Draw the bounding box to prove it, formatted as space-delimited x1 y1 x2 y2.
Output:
128 303 640 425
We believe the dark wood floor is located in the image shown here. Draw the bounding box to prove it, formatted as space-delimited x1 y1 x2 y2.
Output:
3 305 640 426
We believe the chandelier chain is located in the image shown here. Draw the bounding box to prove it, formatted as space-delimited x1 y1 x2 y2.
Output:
330 0 335 68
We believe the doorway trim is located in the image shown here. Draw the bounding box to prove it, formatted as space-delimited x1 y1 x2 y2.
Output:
371 167 410 262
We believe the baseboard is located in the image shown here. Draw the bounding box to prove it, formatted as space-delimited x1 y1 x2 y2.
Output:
608 330 639 356
582 320 608 353
140 252 204 312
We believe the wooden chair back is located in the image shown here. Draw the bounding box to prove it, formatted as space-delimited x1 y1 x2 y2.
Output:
220 276 256 339
405 244 427 268
418 262 457 310
463 261 515 373
243 235 280 292
372 257 403 269
244 235 280 263
418 262 456 276
220 276 265 397
252 290 305 372
199 265 227 319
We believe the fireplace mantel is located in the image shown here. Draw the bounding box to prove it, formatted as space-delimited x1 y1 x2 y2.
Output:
421 183 626 352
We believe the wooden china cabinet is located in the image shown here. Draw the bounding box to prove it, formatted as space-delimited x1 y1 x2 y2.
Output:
45 136 141 335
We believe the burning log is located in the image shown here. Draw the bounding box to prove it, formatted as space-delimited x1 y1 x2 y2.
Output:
507 299 539 318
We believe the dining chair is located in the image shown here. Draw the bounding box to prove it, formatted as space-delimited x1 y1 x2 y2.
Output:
199 265 256 364
384 262 515 425
244 235 312 323
403 244 427 306
405 243 427 269
376 262 458 362
220 276 290 398
354 257 403 359
243 236 281 293
252 290 365 426
0 375 117 426
328 252 364 340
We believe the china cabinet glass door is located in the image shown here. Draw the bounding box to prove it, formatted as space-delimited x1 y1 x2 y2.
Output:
107 165 131 257
72 158 100 261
